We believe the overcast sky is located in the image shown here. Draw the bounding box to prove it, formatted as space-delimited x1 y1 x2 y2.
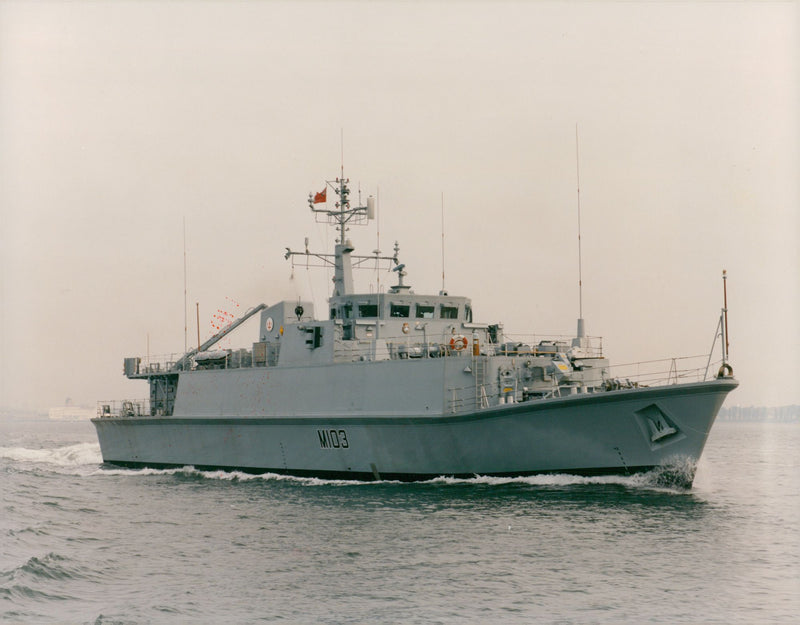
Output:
1 1 797 412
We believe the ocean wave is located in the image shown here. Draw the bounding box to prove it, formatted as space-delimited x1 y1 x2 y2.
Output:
17 554 71 581
0 443 102 467
1 552 89 586
91 615 132 625
0 584 75 603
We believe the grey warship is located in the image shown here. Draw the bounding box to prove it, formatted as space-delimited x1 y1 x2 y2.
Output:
92 173 738 485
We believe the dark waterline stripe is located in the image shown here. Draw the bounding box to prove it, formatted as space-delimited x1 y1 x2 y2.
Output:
100 461 658 483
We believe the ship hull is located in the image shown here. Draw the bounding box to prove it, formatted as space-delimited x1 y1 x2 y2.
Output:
92 379 737 484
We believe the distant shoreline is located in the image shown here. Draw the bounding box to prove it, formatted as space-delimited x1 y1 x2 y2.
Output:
718 405 799 423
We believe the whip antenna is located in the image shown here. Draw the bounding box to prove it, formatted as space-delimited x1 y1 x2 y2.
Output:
575 125 586 341
441 192 446 294
183 217 188 356
376 186 381 293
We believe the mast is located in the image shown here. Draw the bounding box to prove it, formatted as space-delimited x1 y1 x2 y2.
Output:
287 171 396 299
333 176 354 296
722 269 729 363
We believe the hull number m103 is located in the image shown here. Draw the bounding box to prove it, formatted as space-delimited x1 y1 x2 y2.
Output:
318 429 349 449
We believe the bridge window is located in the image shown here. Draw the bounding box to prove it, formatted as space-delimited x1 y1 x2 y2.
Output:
359 304 378 317
390 304 410 318
415 304 434 319
440 305 459 319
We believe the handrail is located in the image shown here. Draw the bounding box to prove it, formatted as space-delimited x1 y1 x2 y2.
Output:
107 354 723 418
96 399 151 418
603 355 722 387
129 344 712 377
504 332 604 356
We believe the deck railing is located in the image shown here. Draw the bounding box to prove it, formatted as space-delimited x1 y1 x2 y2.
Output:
96 399 151 418
104 353 725 419
444 354 726 414
129 332 605 375
602 354 721 388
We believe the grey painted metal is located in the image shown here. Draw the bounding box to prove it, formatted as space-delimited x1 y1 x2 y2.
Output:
92 379 736 479
92 173 738 484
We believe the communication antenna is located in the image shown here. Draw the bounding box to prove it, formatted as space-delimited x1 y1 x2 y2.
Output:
440 192 446 295
293 172 394 298
375 186 381 293
375 188 381 339
196 302 200 351
575 125 586 344
183 217 188 355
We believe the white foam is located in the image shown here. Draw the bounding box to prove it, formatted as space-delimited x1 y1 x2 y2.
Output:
426 473 643 487
0 442 102 467
186 468 373 487
88 465 367 486
81 458 693 491
425 469 693 492
86 465 690 491
143 468 687 491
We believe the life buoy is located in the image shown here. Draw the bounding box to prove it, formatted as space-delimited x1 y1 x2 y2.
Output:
402 322 410 334
450 335 468 351
717 363 734 378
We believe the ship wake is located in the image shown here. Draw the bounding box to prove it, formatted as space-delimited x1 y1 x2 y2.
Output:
641 455 698 490
431 457 698 491
2 441 698 491
0 443 102 469
88 458 698 491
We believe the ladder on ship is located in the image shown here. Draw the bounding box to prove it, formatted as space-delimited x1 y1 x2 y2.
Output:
474 356 489 409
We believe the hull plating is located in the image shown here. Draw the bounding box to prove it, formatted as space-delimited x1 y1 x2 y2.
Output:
92 379 737 483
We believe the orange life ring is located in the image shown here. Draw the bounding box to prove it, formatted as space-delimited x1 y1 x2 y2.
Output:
450 335 468 351
402 322 410 334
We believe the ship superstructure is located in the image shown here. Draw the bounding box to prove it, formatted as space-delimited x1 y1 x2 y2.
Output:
93 173 737 485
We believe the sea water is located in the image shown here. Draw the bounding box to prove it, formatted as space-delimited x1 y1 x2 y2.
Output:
1 418 798 624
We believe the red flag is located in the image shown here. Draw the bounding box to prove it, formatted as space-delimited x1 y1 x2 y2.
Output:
313 188 327 204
